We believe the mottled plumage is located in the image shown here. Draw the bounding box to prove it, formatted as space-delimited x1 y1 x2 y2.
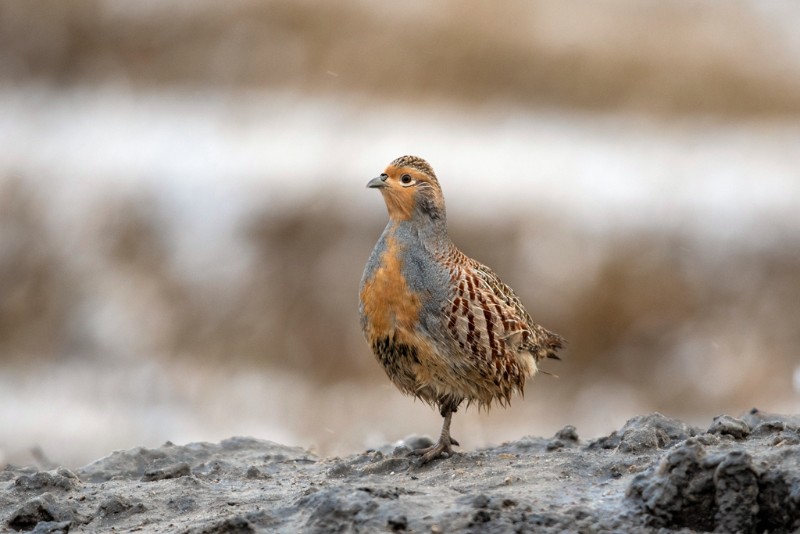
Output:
359 155 563 463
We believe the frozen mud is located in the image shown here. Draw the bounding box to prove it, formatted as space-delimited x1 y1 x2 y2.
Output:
2 409 798 533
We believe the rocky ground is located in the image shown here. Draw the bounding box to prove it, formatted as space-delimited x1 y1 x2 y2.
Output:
1 410 799 533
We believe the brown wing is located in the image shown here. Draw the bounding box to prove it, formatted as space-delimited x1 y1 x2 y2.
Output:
437 248 565 406
444 264 524 363
441 262 534 405
464 257 564 363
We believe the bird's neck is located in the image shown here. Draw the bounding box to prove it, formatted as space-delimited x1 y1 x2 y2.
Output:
388 216 452 255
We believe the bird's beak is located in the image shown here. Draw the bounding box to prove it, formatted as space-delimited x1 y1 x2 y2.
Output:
367 176 387 189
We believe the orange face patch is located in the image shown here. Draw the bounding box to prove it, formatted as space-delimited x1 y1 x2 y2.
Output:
376 165 431 221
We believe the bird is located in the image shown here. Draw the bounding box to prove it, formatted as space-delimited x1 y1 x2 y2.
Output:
359 155 564 464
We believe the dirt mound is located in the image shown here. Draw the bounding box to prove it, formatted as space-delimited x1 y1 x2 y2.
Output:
2 411 798 533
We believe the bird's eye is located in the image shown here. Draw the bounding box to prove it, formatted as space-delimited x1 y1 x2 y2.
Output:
401 174 413 184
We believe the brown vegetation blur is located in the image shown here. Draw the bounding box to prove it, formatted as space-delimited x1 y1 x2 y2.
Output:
2 177 798 412
1 0 798 465
3 0 800 116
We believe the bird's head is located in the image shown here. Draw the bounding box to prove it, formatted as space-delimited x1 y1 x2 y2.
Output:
366 155 446 222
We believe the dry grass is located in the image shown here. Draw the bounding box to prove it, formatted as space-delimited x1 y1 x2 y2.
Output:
0 178 76 360
2 0 800 116
2 180 797 416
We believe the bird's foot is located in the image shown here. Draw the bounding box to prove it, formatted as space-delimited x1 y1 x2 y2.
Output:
410 436 460 464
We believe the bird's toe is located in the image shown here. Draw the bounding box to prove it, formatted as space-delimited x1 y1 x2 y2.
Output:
410 439 457 465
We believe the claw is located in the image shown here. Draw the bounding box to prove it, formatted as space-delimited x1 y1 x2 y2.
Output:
411 440 455 464
410 410 460 464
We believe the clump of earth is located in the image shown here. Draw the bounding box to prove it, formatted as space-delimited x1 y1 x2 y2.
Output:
2 409 798 533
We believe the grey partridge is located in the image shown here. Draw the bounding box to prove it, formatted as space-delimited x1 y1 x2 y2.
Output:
359 155 564 463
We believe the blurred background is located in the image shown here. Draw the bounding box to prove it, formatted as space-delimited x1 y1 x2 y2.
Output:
1 0 799 468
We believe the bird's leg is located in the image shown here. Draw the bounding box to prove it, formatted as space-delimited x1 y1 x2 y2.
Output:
412 402 461 464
